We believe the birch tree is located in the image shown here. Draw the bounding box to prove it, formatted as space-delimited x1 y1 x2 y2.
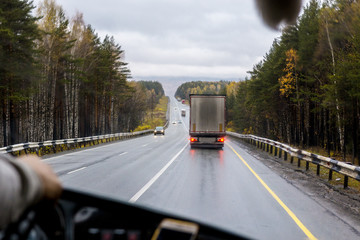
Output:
36 0 73 140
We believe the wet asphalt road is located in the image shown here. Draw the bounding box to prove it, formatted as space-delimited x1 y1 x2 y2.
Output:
44 97 360 240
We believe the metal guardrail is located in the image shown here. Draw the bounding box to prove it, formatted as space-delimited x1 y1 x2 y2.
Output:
227 132 360 189
0 130 154 156
1 99 171 156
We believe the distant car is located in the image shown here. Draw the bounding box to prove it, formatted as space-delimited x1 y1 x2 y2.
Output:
181 109 186 116
154 126 165 135
172 121 177 124
178 120 182 124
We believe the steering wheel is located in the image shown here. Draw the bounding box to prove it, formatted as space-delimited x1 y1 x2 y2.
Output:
1 189 250 240
2 201 66 240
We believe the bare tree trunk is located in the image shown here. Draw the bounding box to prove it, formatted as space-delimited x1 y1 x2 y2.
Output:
49 64 57 140
305 99 310 147
325 18 345 153
40 79 46 141
64 70 71 139
0 102 3 147
9 100 18 145
19 102 25 143
1 99 9 146
101 95 106 134
73 74 79 138
285 112 291 144
351 103 358 164
28 96 34 142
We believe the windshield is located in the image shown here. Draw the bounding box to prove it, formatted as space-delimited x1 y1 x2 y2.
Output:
3 0 360 239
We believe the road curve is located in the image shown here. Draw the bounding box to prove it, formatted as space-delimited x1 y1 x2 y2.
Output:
44 97 360 240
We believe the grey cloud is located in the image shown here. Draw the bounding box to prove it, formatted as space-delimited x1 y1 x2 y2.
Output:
33 0 288 78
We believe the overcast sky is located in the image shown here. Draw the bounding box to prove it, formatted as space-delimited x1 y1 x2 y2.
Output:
32 0 306 80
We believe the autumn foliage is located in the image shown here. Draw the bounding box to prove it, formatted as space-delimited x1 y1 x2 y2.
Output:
226 0 360 164
279 49 298 97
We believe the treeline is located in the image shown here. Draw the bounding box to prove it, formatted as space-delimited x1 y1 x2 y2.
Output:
174 81 238 129
138 81 164 97
226 0 360 163
174 81 229 100
0 0 164 147
138 81 165 111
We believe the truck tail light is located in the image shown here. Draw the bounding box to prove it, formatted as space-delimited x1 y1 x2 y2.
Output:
217 137 225 142
190 137 198 142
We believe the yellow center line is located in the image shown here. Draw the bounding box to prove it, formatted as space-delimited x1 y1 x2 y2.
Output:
226 142 317 240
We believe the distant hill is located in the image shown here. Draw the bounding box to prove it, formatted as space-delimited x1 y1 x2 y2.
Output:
133 76 241 97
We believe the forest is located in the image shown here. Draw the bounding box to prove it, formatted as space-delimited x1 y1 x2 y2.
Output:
137 81 165 111
227 0 360 164
3 0 360 165
175 0 360 164
0 0 164 147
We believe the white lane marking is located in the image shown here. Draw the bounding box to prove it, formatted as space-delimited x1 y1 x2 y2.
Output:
174 98 189 132
119 152 128 156
129 143 189 203
42 155 70 162
67 167 86 175
142 143 149 147
42 144 112 162
42 135 154 162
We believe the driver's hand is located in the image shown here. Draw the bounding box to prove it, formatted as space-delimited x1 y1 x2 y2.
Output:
18 155 62 199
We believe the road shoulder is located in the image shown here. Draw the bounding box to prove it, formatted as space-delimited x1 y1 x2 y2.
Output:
229 137 360 236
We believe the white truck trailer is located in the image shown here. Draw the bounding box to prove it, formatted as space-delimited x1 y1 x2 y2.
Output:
189 94 226 148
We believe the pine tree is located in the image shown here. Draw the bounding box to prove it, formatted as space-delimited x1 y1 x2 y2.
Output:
0 0 39 145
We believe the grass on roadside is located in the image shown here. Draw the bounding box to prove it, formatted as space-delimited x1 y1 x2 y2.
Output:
261 140 360 191
271 148 360 192
306 161 360 192
287 147 360 191
303 146 359 166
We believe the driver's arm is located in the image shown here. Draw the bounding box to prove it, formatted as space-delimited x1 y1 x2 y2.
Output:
0 154 62 229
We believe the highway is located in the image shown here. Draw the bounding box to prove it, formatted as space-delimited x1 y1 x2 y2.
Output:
44 97 360 240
